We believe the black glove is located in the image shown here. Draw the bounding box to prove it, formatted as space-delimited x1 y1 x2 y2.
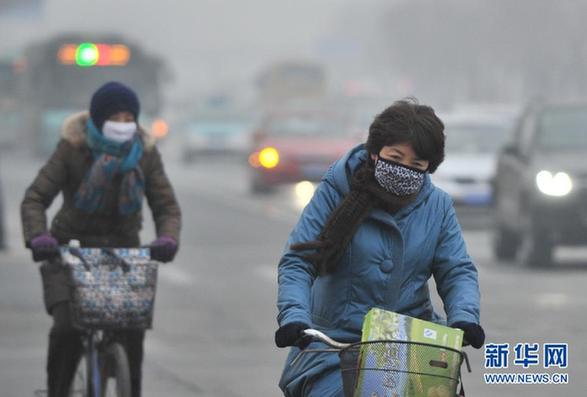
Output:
451 321 485 349
275 322 312 349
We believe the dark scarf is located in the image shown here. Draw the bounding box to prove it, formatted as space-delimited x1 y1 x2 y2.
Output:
291 161 419 275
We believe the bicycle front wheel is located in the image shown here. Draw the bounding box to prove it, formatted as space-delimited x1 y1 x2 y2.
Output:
69 354 87 397
100 342 131 397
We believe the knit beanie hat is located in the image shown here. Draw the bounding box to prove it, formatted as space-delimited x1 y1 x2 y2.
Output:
89 81 140 130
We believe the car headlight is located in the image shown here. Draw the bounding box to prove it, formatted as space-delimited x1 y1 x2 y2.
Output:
294 181 315 208
535 170 573 197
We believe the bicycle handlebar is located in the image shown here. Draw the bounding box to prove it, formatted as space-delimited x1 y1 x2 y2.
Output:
60 243 153 271
303 329 351 350
289 329 352 367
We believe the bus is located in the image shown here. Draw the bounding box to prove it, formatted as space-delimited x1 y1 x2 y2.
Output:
18 33 169 155
256 61 327 108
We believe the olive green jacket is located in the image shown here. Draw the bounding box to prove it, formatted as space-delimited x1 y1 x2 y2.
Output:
21 112 181 248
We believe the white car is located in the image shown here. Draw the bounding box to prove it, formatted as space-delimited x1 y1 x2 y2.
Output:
433 112 516 206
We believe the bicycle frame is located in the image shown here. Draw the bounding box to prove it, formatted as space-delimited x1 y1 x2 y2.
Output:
83 330 102 397
78 329 124 397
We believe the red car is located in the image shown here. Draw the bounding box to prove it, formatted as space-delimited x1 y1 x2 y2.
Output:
248 112 360 193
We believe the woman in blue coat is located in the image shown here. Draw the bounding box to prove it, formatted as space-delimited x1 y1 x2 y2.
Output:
274 99 484 396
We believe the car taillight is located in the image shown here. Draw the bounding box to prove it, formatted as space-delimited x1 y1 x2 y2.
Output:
151 119 169 139
248 151 261 168
257 147 280 169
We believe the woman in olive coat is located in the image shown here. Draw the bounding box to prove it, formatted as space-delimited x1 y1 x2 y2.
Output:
21 81 181 397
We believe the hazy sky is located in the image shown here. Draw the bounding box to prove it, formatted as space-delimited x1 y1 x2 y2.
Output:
6 1 580 109
1 0 387 98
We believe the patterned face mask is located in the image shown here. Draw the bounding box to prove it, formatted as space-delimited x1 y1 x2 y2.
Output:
374 157 426 196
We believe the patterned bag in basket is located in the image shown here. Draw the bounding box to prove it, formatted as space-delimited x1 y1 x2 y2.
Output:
61 247 158 330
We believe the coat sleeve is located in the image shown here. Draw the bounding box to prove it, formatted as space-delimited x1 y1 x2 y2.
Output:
431 196 481 326
277 178 342 327
144 147 181 242
21 140 70 245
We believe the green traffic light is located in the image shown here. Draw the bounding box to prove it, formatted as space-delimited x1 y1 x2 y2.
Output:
75 43 98 67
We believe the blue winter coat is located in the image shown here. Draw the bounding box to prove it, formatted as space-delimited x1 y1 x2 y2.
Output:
276 145 481 397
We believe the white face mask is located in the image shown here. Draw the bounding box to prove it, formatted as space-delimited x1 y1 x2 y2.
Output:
102 121 137 142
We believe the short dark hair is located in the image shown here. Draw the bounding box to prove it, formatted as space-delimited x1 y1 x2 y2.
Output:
365 98 445 173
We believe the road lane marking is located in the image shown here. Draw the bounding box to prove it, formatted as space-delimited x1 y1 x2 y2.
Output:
536 292 570 308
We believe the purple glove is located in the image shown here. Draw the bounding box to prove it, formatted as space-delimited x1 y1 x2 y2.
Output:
149 236 178 262
29 233 59 262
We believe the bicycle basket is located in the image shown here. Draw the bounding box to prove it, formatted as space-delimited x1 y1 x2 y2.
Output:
339 340 464 397
61 247 158 330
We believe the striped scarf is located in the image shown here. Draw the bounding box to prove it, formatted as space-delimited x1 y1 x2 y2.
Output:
74 120 145 215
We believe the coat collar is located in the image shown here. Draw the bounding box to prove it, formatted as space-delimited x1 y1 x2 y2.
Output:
61 111 156 152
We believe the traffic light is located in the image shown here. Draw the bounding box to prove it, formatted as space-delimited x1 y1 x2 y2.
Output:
58 43 131 67
75 43 98 66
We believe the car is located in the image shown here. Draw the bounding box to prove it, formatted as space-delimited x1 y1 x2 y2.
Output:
248 111 359 193
432 112 515 207
493 101 587 267
180 105 256 162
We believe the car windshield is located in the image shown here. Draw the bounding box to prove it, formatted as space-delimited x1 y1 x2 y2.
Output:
538 107 587 150
444 121 510 153
267 116 345 137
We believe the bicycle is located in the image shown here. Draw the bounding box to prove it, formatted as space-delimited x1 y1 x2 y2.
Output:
36 241 159 397
292 329 472 397
68 328 132 397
